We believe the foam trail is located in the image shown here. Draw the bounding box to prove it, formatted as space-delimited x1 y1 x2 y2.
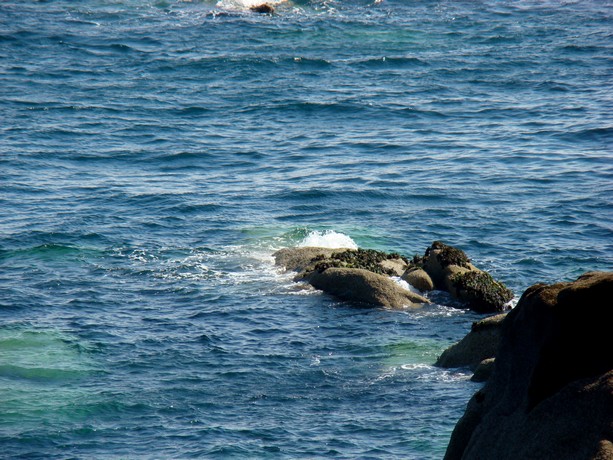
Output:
297 230 358 249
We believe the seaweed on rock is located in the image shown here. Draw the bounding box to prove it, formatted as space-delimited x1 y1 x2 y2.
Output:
428 241 471 269
311 249 408 276
451 271 513 313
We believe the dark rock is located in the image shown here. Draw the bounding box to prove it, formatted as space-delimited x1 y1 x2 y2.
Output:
436 313 506 370
421 241 513 312
307 267 430 309
451 270 514 314
311 248 409 277
471 358 495 383
444 271 613 460
250 3 275 14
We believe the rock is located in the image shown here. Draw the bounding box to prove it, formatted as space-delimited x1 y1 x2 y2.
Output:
274 246 429 308
379 258 409 277
436 313 506 370
307 267 430 309
422 241 474 288
273 247 340 275
421 241 513 313
471 358 495 383
310 248 410 277
444 271 613 460
250 3 275 14
401 267 434 291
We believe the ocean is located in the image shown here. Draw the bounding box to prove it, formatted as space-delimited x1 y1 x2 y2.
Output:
0 0 611 458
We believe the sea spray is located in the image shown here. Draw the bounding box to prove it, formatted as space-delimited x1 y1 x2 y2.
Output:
297 230 359 249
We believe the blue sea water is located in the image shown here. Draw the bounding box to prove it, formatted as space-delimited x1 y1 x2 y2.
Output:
0 0 611 458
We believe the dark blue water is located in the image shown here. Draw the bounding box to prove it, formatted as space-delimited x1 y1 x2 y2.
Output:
1 0 611 458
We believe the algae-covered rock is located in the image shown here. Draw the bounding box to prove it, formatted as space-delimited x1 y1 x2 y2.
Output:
311 248 409 277
451 271 514 314
421 241 513 313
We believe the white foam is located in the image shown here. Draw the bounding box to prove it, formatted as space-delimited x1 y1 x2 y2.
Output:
391 276 422 294
216 0 286 10
297 230 358 250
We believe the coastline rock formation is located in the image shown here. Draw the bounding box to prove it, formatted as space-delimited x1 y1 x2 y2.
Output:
444 271 613 460
416 241 513 313
274 242 513 313
274 247 429 309
436 313 506 382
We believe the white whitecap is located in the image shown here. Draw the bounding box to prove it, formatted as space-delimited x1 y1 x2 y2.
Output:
216 0 286 11
297 230 358 249
391 276 422 294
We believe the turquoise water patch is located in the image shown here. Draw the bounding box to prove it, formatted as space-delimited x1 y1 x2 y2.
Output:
0 328 100 427
383 339 445 368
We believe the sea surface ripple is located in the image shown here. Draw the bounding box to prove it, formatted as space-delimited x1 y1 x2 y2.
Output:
1 0 612 458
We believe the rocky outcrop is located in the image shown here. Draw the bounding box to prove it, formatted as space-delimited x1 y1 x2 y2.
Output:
273 247 429 309
436 313 506 370
471 358 495 383
444 271 613 460
307 267 429 309
274 242 514 312
419 241 513 313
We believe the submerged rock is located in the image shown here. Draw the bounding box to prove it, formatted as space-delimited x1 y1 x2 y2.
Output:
420 241 513 313
444 271 613 460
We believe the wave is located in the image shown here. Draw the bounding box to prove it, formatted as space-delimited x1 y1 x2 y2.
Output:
297 230 358 249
